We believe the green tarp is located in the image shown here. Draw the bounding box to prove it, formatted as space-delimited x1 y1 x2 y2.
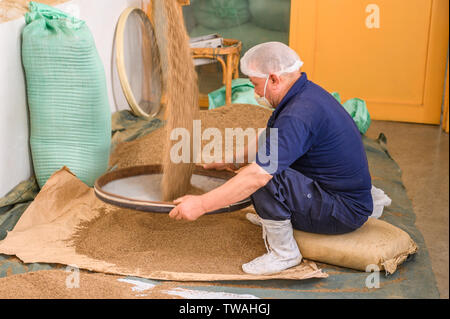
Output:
0 107 439 298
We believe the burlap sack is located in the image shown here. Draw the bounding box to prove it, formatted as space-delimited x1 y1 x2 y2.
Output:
293 218 418 275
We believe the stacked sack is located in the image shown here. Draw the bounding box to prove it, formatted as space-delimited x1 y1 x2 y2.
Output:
189 0 291 54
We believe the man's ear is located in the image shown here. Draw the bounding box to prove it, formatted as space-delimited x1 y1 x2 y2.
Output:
269 74 281 90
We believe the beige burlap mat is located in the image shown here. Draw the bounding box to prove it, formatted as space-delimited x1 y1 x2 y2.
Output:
0 167 327 282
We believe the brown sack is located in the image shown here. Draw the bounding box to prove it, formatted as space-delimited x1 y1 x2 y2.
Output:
293 218 418 275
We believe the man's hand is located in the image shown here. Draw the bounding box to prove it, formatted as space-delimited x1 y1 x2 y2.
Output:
168 195 207 221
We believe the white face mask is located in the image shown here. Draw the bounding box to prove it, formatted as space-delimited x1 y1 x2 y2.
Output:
255 76 273 108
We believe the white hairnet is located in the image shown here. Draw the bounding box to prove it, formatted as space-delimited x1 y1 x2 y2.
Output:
240 42 303 78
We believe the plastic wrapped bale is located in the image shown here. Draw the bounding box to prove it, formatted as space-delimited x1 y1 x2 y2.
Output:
342 98 372 135
248 0 291 32
192 0 251 30
208 78 260 109
332 92 372 135
22 2 111 188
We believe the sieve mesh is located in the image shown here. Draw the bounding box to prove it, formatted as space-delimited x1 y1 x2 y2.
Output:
114 8 163 118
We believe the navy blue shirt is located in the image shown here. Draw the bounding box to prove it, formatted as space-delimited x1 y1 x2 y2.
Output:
256 73 373 227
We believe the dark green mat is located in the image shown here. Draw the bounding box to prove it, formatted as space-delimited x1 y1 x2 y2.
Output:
0 110 440 298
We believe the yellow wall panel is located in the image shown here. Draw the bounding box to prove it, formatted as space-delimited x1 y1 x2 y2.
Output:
290 0 449 124
443 56 449 133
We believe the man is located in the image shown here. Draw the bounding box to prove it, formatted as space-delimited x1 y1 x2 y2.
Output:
169 42 373 275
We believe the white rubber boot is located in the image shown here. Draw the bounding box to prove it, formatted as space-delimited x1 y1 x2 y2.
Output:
242 218 302 275
246 212 262 226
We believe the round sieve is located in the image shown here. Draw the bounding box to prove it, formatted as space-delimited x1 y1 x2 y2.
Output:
94 165 252 214
114 7 164 119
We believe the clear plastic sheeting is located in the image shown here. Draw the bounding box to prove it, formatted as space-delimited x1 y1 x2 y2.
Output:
113 8 163 118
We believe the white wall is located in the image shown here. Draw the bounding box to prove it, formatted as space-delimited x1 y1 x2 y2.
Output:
0 0 139 197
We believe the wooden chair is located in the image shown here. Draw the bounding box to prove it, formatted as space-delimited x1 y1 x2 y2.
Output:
191 38 243 108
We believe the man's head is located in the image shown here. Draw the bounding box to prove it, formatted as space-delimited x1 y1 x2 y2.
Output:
241 42 303 108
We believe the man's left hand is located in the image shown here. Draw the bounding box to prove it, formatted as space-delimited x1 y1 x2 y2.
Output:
168 195 207 221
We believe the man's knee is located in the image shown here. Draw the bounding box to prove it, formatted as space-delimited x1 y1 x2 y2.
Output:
250 180 291 221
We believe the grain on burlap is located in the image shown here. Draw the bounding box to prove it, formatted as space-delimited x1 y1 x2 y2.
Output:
0 269 180 299
73 104 274 277
71 207 267 275
153 0 200 201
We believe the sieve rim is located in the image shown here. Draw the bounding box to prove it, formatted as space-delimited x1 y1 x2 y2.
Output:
115 7 165 119
94 164 252 214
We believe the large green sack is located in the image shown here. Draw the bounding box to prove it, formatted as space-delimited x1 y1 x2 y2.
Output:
332 92 372 135
208 78 259 109
193 0 251 30
22 2 111 188
249 0 291 32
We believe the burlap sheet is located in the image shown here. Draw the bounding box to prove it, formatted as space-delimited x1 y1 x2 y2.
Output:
0 167 328 282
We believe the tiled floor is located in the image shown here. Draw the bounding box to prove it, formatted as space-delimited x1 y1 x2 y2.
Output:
366 121 449 299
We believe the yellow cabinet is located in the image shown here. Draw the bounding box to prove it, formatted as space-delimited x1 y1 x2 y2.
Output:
290 0 449 124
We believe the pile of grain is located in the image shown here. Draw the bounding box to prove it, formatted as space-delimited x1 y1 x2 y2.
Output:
71 207 266 275
69 104 271 277
0 269 180 299
109 104 272 170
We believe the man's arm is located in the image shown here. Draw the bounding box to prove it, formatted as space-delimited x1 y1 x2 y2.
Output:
236 129 261 166
169 162 272 221
203 129 262 170
202 162 271 212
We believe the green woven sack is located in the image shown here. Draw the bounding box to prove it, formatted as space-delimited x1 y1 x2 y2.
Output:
208 78 259 109
22 2 111 188
193 0 251 29
332 92 372 135
342 98 372 135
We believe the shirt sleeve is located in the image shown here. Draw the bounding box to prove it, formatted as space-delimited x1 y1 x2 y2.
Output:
256 115 313 175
